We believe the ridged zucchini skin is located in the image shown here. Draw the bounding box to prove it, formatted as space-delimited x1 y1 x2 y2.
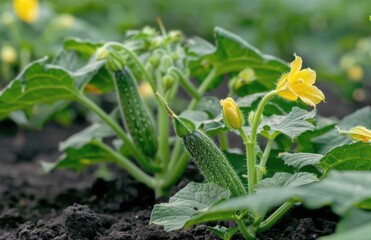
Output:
115 68 158 157
183 130 246 197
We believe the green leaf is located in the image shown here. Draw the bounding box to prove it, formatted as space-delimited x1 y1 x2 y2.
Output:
195 96 221 118
191 27 289 91
257 172 319 190
189 171 371 223
150 182 231 231
64 38 103 57
0 58 78 119
259 107 316 139
319 222 371 240
319 142 371 173
42 142 113 172
59 122 115 150
279 152 323 169
313 107 371 154
335 208 371 234
179 110 209 128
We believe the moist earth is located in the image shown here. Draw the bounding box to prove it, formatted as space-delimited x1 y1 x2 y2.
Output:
0 121 338 240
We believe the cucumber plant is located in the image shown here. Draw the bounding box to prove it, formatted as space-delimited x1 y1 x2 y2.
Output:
1 22 371 239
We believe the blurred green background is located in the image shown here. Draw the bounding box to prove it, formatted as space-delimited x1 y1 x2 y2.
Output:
1 0 370 113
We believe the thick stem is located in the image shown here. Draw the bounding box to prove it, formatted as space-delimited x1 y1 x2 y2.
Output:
256 138 274 182
188 66 218 109
168 67 201 100
236 218 255 240
162 151 190 190
250 90 277 142
158 94 170 168
238 128 255 194
76 93 160 173
96 141 155 188
258 201 296 232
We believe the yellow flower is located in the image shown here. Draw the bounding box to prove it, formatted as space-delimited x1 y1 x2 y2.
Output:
13 0 39 24
276 54 325 107
348 126 371 142
220 97 244 130
1 45 17 64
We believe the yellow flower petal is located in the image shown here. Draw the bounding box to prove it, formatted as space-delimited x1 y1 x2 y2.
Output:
220 97 244 129
276 54 325 107
276 73 289 92
298 68 316 85
348 126 371 142
288 54 302 83
277 87 298 101
13 0 39 24
292 83 325 107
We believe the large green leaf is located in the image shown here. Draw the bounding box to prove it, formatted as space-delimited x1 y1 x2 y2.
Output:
320 142 371 173
0 58 79 119
313 107 371 154
320 223 371 240
257 172 318 190
279 152 323 169
175 171 371 230
260 107 316 139
191 27 289 91
59 122 115 151
42 142 113 172
150 182 231 231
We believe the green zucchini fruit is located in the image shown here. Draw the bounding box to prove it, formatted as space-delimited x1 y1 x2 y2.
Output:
114 68 158 158
156 93 246 197
182 129 247 197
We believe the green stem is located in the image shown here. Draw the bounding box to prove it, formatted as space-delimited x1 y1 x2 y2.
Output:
1 61 11 82
250 90 277 142
188 66 218 109
243 90 277 193
238 128 255 194
256 138 274 182
168 67 201 100
218 132 229 151
76 93 160 173
258 201 296 232
162 151 190 190
158 94 170 168
96 141 155 188
236 218 255 240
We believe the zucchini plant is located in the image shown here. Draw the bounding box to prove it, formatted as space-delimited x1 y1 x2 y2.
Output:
150 48 371 238
1 23 370 239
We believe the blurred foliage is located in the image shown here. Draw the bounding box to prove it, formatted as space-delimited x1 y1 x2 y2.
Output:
0 0 370 104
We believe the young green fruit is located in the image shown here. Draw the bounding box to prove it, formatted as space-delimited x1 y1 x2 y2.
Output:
115 68 158 157
157 93 246 197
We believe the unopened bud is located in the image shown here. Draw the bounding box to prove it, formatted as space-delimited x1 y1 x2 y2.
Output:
345 126 371 142
1 45 17 64
248 111 263 126
162 74 175 90
220 97 244 130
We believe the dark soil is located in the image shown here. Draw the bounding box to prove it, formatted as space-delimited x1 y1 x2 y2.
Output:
0 121 338 240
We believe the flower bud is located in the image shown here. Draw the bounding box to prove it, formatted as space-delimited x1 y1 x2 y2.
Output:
1 45 17 64
162 74 175 90
13 0 39 24
348 126 371 142
220 97 244 130
248 111 263 126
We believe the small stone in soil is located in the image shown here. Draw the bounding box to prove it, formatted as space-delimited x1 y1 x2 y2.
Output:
63 203 102 240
